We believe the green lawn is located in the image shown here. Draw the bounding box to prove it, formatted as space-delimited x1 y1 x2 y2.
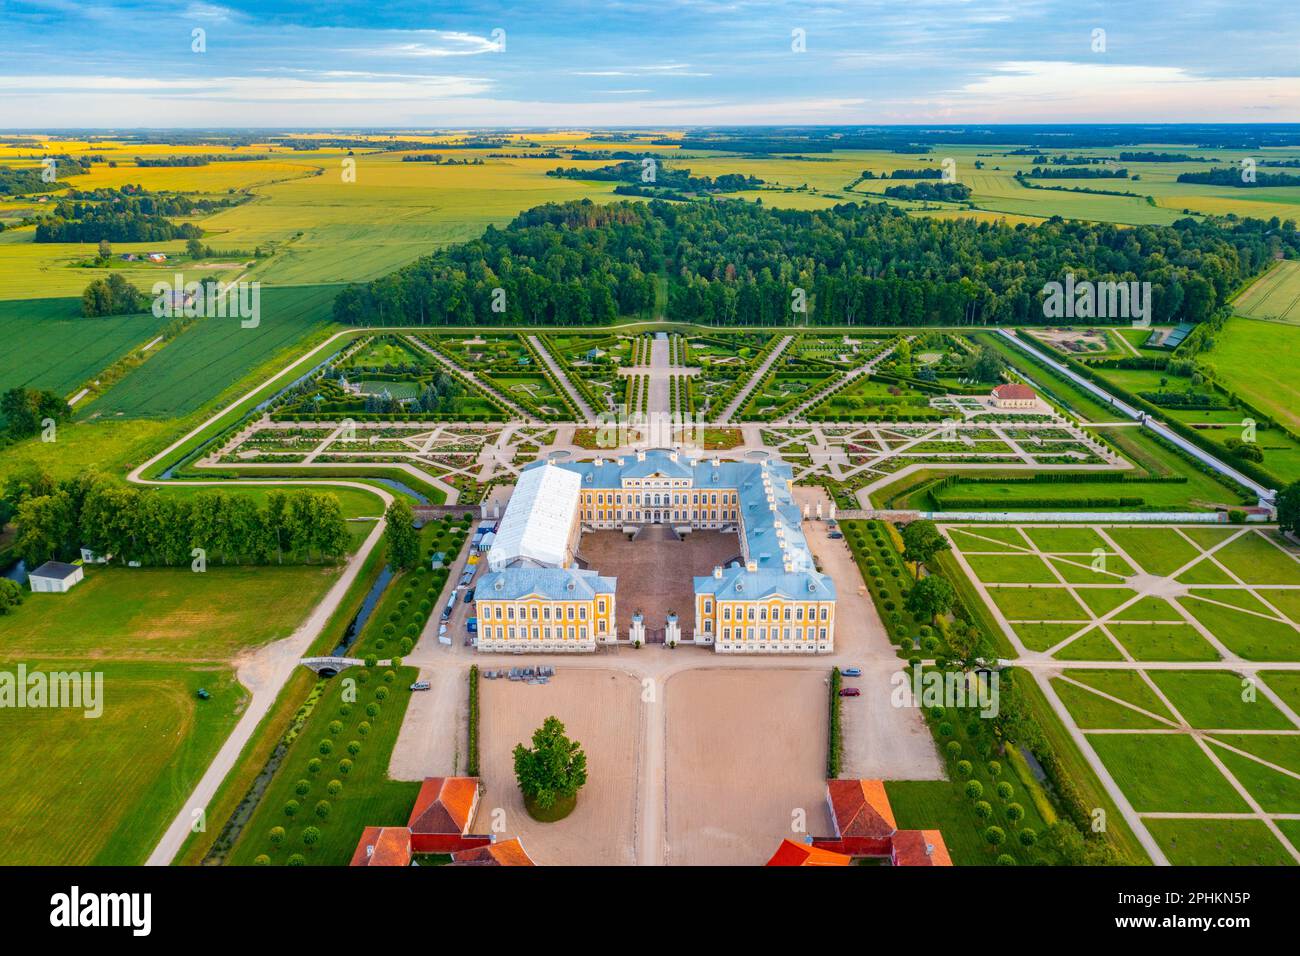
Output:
0 564 345 661
1148 670 1293 729
1106 623 1221 661
1213 532 1300 585
1060 669 1176 719
0 659 246 865
1179 597 1300 661
1104 526 1202 576
965 553 1056 584
988 585 1088 621
1089 734 1251 813
1053 676 1172 729
1147 819 1296 866
1205 316 1300 433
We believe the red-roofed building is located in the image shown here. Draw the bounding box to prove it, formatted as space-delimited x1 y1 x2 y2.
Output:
991 383 1037 409
452 837 536 866
408 776 483 852
765 839 851 867
793 780 955 867
891 829 953 867
350 826 414 867
817 779 897 857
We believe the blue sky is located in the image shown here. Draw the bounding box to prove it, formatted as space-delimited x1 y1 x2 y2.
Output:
2 0 1298 126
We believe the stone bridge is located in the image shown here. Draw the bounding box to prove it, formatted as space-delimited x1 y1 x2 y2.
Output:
300 656 395 676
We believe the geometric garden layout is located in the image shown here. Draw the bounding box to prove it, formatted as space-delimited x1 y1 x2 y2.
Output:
947 524 1300 865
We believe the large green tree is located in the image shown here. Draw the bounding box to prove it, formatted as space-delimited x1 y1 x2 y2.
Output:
901 519 951 577
384 499 419 570
513 715 588 817
1277 481 1300 536
905 575 956 625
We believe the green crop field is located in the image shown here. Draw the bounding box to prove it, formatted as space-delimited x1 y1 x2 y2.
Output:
1233 260 1300 325
0 296 168 398
82 284 340 420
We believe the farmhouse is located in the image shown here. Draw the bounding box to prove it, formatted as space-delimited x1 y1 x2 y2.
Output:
476 449 836 654
28 561 84 594
991 383 1037 409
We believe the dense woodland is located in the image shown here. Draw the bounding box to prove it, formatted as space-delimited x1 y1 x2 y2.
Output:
1177 168 1300 188
32 186 235 243
333 198 1299 328
546 160 763 194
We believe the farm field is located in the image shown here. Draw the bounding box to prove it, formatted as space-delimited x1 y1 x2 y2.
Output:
81 284 340 420
1233 260 1300 325
0 295 168 398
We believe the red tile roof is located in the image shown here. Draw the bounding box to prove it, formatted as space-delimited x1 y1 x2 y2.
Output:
766 839 852 867
408 777 479 835
891 829 953 867
826 779 897 839
992 383 1036 401
452 837 536 866
349 826 413 867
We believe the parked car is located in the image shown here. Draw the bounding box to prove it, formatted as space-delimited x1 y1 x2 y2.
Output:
838 687 861 697
463 587 476 604
842 667 862 677
468 554 480 566
410 681 431 691
828 530 844 539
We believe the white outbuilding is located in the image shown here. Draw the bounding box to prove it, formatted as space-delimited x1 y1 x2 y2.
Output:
29 561 84 593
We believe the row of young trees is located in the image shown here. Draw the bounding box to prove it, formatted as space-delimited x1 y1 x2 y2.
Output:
332 198 1298 330
10 471 350 568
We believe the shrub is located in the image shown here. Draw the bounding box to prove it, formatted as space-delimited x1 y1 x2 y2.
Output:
956 759 973 777
326 779 343 796
996 781 1015 802
307 758 322 774
984 826 1006 847
287 854 306 866
269 826 285 845
338 758 354 774
283 800 300 818
965 780 983 800
314 800 331 819
294 779 311 796
996 854 1017 866
254 854 271 866
318 739 333 755
974 800 993 820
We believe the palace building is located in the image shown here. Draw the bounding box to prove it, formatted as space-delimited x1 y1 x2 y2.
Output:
475 448 835 654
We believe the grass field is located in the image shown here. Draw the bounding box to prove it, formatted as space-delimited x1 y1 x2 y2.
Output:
0 563 346 661
1204 317 1300 434
0 659 247 865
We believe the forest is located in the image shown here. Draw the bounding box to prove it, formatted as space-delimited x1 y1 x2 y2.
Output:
332 197 1299 328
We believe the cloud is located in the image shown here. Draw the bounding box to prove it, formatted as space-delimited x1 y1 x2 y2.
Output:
346 31 502 58
941 61 1300 121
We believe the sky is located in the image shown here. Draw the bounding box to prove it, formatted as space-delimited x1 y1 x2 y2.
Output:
2 0 1299 127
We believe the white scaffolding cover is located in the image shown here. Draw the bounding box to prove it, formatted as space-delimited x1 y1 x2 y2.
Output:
487 464 580 571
